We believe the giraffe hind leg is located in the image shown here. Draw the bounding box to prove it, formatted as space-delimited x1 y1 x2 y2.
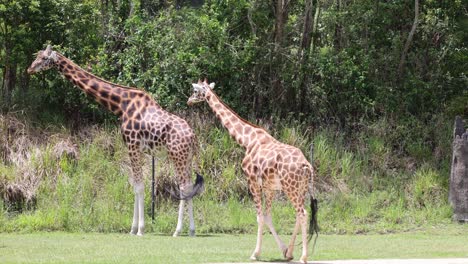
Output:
299 209 309 263
285 212 301 260
187 198 195 236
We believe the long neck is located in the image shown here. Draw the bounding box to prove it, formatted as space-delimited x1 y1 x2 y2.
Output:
205 89 274 150
54 53 128 116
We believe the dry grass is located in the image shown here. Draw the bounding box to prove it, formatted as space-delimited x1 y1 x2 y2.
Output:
0 114 80 210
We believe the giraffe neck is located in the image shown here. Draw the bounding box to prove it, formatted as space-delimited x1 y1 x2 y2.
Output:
205 89 274 150
53 53 129 116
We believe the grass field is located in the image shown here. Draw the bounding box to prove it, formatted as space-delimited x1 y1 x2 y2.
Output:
1 225 467 263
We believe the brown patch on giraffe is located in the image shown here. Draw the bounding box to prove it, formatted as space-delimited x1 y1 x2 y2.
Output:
77 72 85 79
90 82 99 91
111 94 121 104
127 104 136 117
99 90 109 99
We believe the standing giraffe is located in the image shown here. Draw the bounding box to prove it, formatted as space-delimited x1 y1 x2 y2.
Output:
188 79 318 263
27 45 204 237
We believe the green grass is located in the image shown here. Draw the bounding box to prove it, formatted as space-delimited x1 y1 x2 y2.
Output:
1 225 467 263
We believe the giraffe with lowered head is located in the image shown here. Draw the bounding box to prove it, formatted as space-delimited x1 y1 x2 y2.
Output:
28 45 204 237
188 79 318 263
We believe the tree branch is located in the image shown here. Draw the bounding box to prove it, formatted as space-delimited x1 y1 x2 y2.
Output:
398 0 419 80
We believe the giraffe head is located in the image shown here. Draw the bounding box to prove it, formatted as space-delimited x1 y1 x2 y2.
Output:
27 45 58 74
187 79 215 106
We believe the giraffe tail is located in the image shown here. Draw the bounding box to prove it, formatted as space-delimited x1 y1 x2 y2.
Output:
308 143 319 246
166 172 205 201
182 172 205 200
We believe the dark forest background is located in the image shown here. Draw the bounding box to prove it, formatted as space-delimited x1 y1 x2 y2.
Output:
1 0 466 126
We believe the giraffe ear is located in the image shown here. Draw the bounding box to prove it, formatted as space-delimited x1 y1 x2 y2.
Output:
192 83 201 91
209 82 215 89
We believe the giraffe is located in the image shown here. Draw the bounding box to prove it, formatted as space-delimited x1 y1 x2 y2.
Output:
188 79 318 263
27 45 204 237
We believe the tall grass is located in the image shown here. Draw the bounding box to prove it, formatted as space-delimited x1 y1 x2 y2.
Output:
0 113 456 234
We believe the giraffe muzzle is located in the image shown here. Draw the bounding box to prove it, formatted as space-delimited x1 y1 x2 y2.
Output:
27 68 35 74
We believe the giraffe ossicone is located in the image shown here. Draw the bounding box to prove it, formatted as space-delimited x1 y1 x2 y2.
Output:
188 79 319 264
28 44 204 237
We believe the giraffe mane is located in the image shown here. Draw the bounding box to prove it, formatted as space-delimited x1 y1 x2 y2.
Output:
55 52 147 93
210 90 264 130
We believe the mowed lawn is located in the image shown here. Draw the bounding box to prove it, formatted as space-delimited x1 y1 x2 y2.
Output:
1 226 467 263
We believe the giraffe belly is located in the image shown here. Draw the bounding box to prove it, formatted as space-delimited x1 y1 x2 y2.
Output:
266 177 283 191
141 138 164 154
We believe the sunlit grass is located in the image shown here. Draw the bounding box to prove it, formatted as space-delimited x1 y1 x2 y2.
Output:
0 226 467 263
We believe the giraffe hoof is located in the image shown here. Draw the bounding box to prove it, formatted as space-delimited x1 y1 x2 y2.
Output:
299 256 307 264
283 248 293 261
136 232 144 236
130 226 138 235
250 251 260 261
189 229 196 237
172 231 180 237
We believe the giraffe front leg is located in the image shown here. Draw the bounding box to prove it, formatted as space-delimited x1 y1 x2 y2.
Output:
250 213 264 260
130 192 139 235
135 181 145 236
264 190 287 257
128 149 144 236
187 198 195 236
173 199 185 237
249 182 264 260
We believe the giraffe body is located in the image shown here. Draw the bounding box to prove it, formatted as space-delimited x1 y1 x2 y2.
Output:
28 45 203 237
188 80 318 263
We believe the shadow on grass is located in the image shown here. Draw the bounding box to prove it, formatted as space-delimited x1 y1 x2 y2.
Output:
257 258 300 263
258 261 305 264
149 233 219 237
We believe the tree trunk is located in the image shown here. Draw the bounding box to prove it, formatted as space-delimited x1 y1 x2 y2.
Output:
2 40 17 111
398 0 419 80
247 0 258 37
310 0 321 54
19 69 30 105
296 0 314 112
3 63 17 110
271 0 292 115
333 0 342 50
450 116 468 222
